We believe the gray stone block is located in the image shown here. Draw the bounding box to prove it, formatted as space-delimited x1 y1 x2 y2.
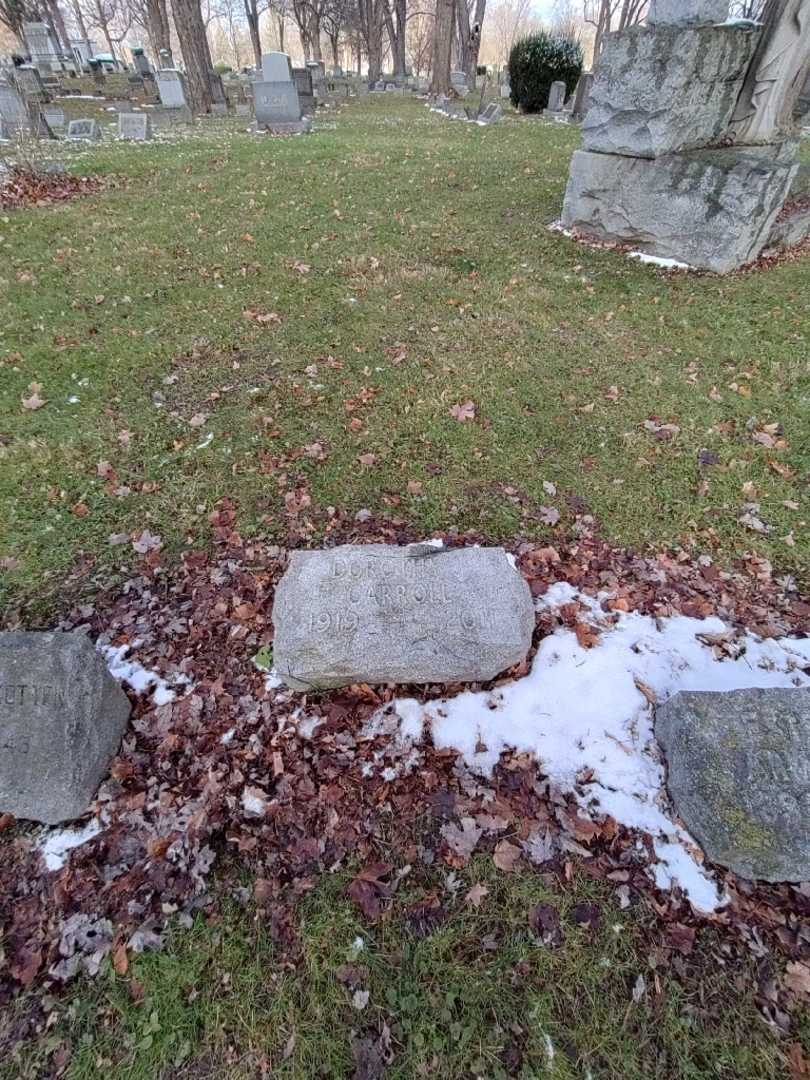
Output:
765 202 810 254
0 633 131 825
583 24 759 158
561 143 798 273
656 688 810 883
272 545 534 690
648 0 728 25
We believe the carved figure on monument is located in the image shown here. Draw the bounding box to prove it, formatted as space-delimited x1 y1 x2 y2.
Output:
729 0 810 142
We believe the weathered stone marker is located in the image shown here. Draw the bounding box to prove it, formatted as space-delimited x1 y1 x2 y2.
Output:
272 545 534 690
656 688 810 883
0 633 131 825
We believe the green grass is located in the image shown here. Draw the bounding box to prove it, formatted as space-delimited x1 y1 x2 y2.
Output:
1 98 809 614
2 862 802 1079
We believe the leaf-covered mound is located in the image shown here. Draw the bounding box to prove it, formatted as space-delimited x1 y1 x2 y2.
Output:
0 168 103 211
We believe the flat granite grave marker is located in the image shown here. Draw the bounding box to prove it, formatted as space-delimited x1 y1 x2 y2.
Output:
0 633 131 824
272 544 534 690
656 688 810 882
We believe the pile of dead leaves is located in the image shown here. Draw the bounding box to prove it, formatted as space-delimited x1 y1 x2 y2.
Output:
0 168 104 211
0 509 808 1037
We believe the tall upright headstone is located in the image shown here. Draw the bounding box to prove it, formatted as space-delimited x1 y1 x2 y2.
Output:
546 80 567 113
254 52 309 133
155 68 192 120
560 1 810 272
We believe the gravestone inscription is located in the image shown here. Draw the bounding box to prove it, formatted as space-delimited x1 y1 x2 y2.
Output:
67 118 101 140
0 633 131 824
656 688 810 882
272 544 534 689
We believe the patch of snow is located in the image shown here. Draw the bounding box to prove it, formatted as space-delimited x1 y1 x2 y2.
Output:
629 251 692 271
100 643 189 706
264 669 284 690
40 819 101 871
383 588 810 911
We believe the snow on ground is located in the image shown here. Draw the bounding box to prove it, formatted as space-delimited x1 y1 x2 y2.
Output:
39 819 101 872
629 251 693 271
99 642 190 706
381 584 810 912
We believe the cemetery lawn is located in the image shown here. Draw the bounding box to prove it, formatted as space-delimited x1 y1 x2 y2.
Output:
3 862 806 1080
2 98 810 615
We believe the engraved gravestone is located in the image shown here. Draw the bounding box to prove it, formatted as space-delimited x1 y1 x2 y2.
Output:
67 118 101 140
118 112 152 140
656 688 810 882
272 545 534 690
0 633 131 824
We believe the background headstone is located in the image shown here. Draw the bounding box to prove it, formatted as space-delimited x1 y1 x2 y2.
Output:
261 52 293 82
0 80 32 138
155 69 189 110
0 633 131 825
546 80 567 112
118 112 152 140
272 545 534 690
66 117 101 140
656 688 810 882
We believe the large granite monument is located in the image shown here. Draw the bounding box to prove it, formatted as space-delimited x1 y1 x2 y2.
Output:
561 0 810 272
254 52 309 134
656 688 810 882
272 545 534 689
0 633 131 825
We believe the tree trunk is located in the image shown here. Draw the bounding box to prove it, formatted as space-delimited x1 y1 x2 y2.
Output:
172 0 214 111
146 0 173 65
45 0 71 53
245 0 262 68
309 10 322 59
277 14 285 53
383 0 406 77
430 0 454 94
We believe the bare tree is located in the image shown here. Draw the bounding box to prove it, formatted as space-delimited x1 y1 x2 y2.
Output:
729 0 767 14
406 0 432 76
584 0 646 62
322 0 351 68
430 0 452 91
291 0 327 57
356 0 386 79
0 0 36 44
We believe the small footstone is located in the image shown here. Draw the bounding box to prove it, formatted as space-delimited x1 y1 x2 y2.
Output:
656 688 810 883
0 633 131 825
272 544 534 689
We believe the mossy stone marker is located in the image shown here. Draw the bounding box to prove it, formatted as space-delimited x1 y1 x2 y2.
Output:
656 688 810 883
